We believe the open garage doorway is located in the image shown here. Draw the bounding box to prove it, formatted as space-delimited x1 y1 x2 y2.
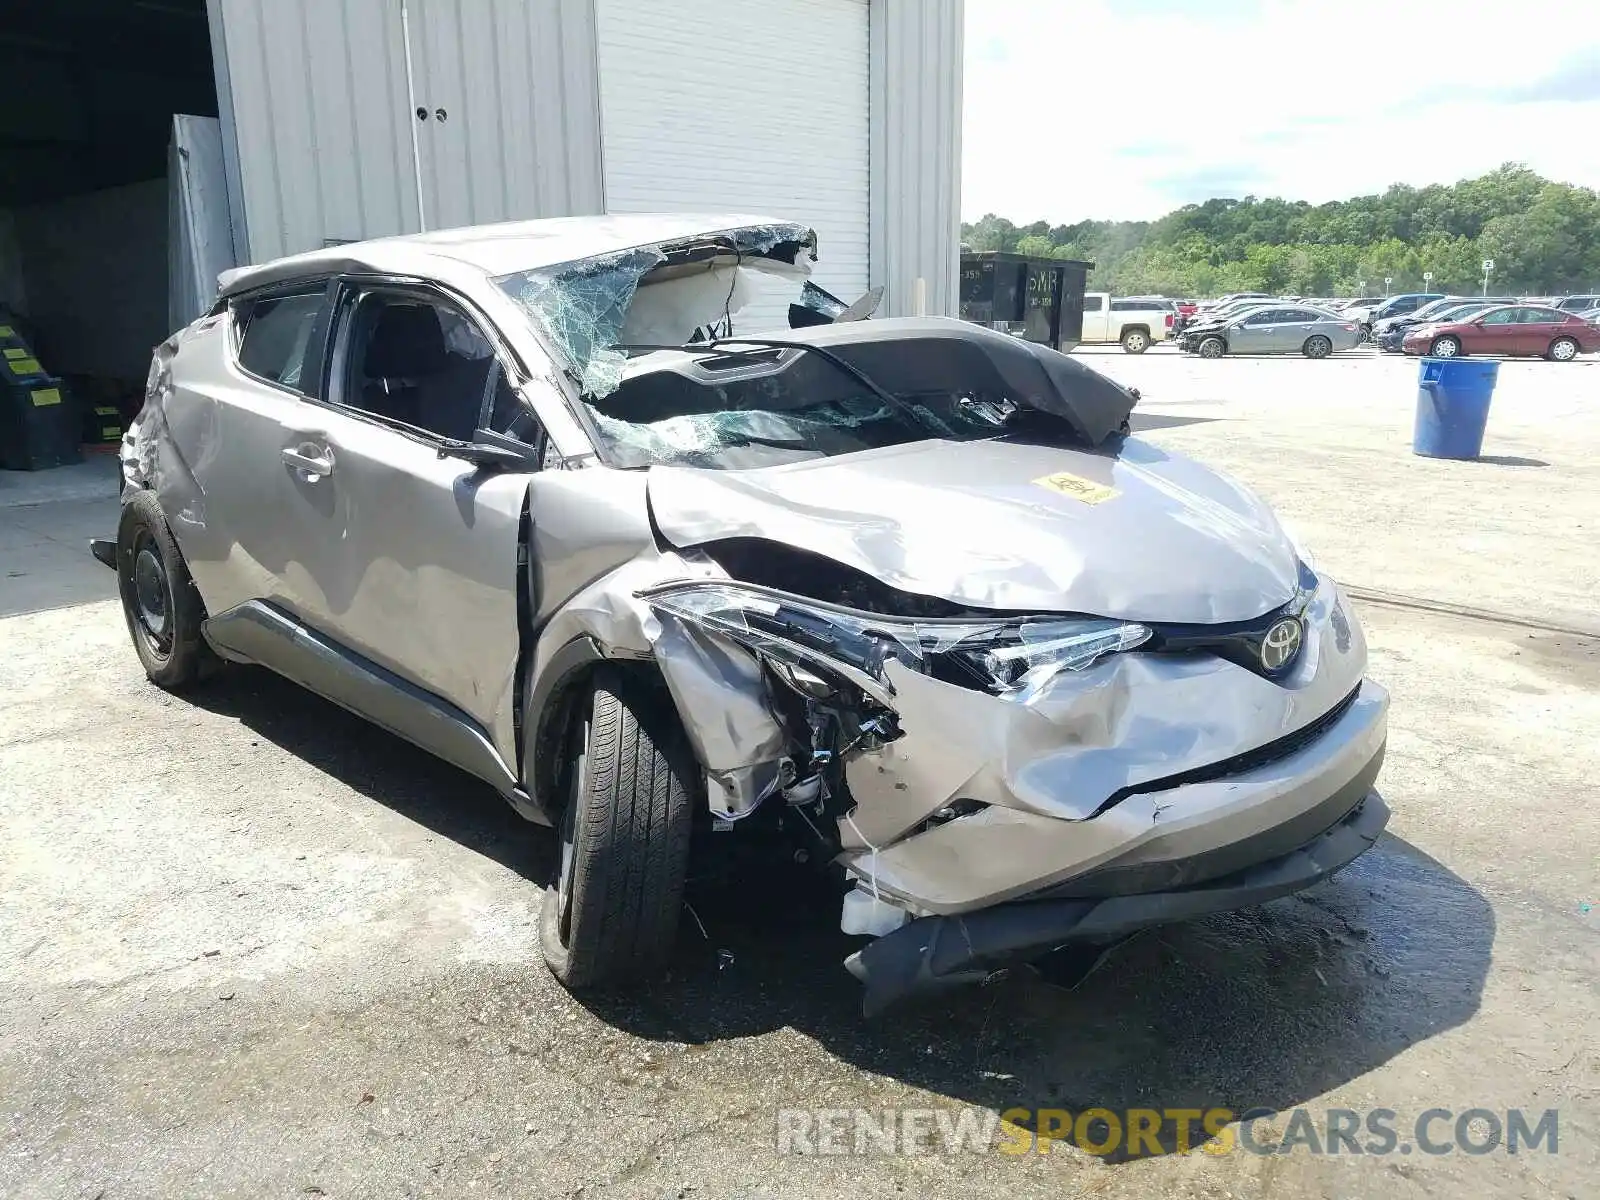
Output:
0 0 227 470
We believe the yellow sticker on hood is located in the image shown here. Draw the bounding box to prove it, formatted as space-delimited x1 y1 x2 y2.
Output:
1034 471 1117 504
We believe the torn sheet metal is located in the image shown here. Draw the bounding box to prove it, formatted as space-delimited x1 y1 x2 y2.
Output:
521 538 795 823
648 434 1302 624
650 613 790 820
496 222 816 399
124 317 226 527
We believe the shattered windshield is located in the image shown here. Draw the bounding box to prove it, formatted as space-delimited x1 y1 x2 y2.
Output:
494 223 816 399
588 380 1018 471
580 339 1037 470
569 322 1136 469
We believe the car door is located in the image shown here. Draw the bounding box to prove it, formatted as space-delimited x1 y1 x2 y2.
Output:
1081 294 1107 341
273 279 540 763
1512 306 1565 356
1468 307 1519 354
1230 307 1283 352
164 281 337 619
1276 307 1324 353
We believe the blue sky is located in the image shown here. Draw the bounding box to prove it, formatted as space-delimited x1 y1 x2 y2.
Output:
963 0 1600 222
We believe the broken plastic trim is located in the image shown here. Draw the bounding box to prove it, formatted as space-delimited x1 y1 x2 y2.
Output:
638 580 1152 706
495 223 816 400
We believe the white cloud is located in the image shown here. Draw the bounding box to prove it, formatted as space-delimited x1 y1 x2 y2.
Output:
963 0 1600 222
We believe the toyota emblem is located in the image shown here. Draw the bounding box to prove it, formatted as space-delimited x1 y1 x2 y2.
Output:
1260 617 1304 674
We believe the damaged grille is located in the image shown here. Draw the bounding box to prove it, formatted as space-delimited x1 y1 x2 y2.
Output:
1143 605 1298 679
1091 684 1362 816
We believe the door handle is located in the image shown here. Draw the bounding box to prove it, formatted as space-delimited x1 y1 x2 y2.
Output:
282 445 334 480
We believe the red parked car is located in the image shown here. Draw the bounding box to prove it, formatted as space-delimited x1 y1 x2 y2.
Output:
1401 304 1600 361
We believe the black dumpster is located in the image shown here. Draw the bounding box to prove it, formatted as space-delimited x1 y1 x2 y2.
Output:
958 252 1093 352
1 317 81 471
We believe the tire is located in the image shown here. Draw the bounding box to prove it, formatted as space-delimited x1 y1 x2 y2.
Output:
1302 335 1333 359
1120 328 1150 354
1429 335 1462 358
116 490 215 690
1197 336 1226 359
539 667 694 989
1547 337 1579 362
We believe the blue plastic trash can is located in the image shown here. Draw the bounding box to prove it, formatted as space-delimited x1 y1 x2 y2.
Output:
1413 358 1498 459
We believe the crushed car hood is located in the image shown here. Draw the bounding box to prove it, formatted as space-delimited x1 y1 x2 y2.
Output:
648 435 1301 623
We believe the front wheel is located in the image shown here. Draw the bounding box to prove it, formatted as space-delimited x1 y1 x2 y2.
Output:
1197 336 1226 359
1120 328 1150 354
1302 335 1332 359
116 490 215 689
1547 337 1579 362
539 667 694 989
1429 335 1462 358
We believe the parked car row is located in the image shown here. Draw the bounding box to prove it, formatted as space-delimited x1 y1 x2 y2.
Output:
1154 291 1600 361
1371 297 1516 352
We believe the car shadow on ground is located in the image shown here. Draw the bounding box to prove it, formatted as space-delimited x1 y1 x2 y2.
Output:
582 835 1492 1160
188 666 1492 1163
184 665 555 880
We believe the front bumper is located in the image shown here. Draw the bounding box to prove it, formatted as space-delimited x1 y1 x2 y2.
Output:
846 786 1388 1014
846 672 1387 911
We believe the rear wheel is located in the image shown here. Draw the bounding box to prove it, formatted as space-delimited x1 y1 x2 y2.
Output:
116 490 214 690
1197 336 1226 359
539 668 695 989
1302 335 1332 359
1429 335 1462 358
1120 328 1150 354
1547 337 1579 362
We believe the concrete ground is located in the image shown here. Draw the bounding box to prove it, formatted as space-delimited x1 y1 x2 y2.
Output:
2 351 1596 1199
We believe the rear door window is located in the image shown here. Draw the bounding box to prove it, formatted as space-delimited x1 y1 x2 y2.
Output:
235 291 326 392
1082 295 1105 312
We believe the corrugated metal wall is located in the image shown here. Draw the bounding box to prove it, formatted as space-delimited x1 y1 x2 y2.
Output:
405 0 604 231
211 0 417 263
210 0 603 265
596 0 871 332
869 0 964 318
209 0 961 301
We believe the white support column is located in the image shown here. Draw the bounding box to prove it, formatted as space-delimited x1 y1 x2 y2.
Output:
868 0 964 318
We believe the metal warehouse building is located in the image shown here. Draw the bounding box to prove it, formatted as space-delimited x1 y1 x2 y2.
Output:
0 0 962 403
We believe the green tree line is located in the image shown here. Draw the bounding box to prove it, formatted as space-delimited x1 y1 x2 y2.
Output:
962 164 1600 298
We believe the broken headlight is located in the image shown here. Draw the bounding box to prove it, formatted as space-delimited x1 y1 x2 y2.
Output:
640 581 1150 706
956 620 1153 702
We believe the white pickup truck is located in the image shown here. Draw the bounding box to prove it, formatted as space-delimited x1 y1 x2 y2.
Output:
1078 293 1174 353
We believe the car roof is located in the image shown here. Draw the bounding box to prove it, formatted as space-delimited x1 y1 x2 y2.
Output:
217 213 811 298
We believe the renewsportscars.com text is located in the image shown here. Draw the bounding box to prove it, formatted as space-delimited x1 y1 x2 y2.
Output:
775 1106 1559 1157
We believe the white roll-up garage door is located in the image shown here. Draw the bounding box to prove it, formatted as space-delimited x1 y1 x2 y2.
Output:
595 0 870 333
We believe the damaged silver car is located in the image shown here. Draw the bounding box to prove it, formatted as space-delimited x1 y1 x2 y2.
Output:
98 215 1389 1012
